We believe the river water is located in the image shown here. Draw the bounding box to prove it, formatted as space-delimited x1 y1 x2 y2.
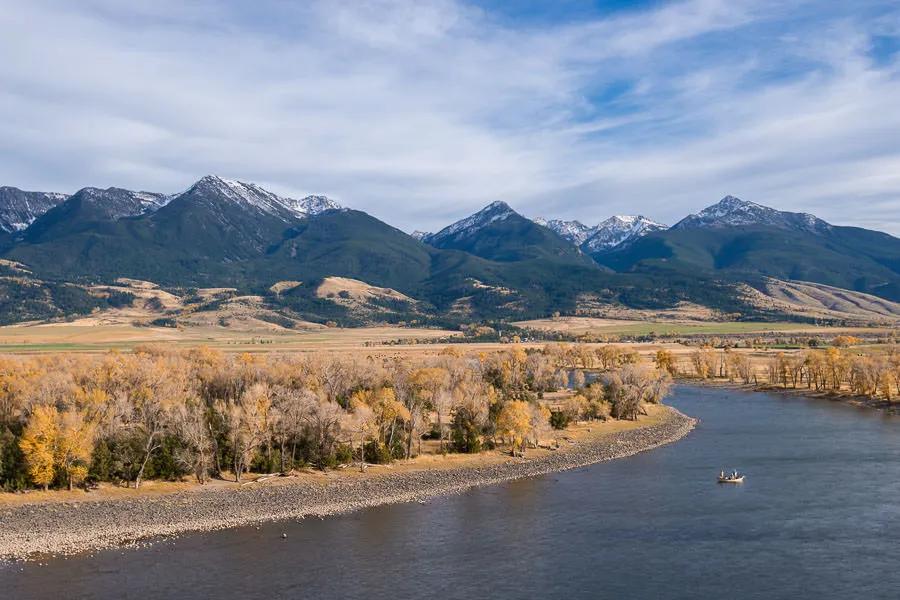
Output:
3 385 900 599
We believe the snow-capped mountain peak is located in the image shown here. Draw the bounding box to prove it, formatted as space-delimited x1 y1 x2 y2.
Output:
582 215 667 252
535 218 596 245
424 201 517 244
186 176 340 221
673 195 830 232
690 195 774 225
188 175 291 217
531 212 666 251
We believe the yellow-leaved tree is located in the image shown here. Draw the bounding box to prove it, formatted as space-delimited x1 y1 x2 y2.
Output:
654 349 677 376
496 400 532 456
56 409 96 490
19 405 59 491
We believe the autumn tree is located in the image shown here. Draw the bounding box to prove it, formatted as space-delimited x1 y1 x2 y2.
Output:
603 364 670 421
496 400 532 456
170 396 213 483
344 396 375 471
654 349 678 376
19 405 58 491
690 347 717 379
303 396 344 469
268 387 311 473
529 403 552 448
448 372 493 454
725 352 753 384
56 409 96 490
525 352 559 396
406 367 449 457
222 382 272 482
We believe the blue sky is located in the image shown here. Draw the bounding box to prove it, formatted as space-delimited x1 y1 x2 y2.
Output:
1 0 899 233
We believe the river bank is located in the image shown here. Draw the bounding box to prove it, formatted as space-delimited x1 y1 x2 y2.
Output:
0 406 695 562
677 377 900 414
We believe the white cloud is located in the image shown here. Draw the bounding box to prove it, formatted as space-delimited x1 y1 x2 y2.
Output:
0 0 898 234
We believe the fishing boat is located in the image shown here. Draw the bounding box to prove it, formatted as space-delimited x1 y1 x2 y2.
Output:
717 470 745 483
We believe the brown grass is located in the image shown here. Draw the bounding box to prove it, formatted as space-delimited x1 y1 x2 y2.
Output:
513 316 892 337
0 322 461 354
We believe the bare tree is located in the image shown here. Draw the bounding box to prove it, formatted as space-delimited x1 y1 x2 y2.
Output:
171 396 213 483
221 382 272 482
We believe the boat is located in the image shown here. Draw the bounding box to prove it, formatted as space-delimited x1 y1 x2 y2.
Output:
717 471 745 484
718 475 744 483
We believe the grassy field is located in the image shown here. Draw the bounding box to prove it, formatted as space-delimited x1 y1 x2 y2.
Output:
514 317 891 337
1 314 894 356
580 321 819 336
0 322 460 354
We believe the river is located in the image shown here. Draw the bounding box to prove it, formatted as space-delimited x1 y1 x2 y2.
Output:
3 385 900 599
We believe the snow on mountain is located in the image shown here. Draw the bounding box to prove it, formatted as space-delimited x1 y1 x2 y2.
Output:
72 187 172 220
582 215 667 252
423 201 516 245
2 176 342 236
673 195 830 233
290 194 341 215
134 191 173 212
410 230 430 241
0 187 69 232
531 213 666 251
186 176 296 218
534 218 598 245
185 175 339 221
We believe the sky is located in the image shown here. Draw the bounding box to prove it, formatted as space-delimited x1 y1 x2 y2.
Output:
1 0 899 234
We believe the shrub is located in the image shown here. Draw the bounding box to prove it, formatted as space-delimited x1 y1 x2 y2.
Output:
450 407 482 454
334 443 353 465
144 296 165 311
364 441 393 464
0 426 28 491
105 290 136 308
149 317 178 328
549 410 571 430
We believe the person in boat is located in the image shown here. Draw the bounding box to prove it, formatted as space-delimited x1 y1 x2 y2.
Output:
720 470 725 479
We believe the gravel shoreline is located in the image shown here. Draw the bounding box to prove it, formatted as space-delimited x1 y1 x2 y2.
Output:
0 407 695 562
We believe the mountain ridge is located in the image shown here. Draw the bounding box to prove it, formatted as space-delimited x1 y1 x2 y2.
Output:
2 180 899 324
422 201 597 266
534 214 667 251
0 187 69 234
673 195 831 233
592 196 900 301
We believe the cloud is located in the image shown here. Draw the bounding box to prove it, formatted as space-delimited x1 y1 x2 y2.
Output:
0 0 898 233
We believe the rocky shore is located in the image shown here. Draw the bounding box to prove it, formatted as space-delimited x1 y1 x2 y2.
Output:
0 407 695 562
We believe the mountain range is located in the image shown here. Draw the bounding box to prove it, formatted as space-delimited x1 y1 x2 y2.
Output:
535 215 667 252
1 175 898 326
596 196 900 302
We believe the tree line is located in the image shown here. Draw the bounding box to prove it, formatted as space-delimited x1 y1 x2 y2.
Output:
680 344 900 400
0 344 671 492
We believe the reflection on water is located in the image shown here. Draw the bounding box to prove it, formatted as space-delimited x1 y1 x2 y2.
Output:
3 385 900 600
